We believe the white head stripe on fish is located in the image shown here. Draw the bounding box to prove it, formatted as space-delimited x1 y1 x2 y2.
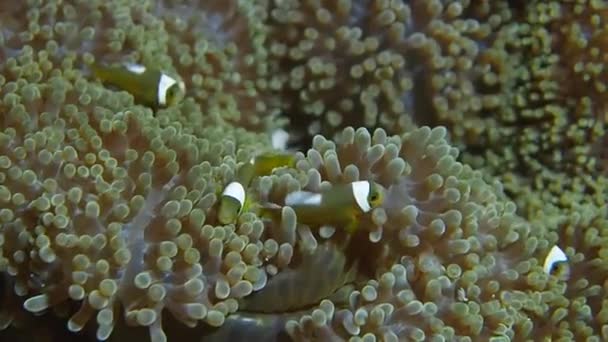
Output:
157 73 178 106
543 245 567 275
352 181 371 213
285 191 322 206
125 63 146 74
223 181 246 208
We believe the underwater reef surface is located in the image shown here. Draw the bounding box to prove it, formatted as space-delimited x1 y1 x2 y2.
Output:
0 0 606 341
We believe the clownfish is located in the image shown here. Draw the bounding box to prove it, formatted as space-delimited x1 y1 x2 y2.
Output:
217 152 297 225
91 62 185 108
261 180 385 234
543 245 569 278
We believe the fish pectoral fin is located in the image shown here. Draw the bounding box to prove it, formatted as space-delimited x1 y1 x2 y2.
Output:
256 203 282 220
262 202 281 210
344 218 359 234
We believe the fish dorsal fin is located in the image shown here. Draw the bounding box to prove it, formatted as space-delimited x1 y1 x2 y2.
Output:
285 191 322 206
125 63 147 74
271 128 289 150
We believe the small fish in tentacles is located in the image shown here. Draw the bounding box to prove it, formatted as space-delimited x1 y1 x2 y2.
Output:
91 62 185 108
218 152 297 225
261 180 385 234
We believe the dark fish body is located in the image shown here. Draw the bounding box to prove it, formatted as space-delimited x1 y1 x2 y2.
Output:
265 181 385 233
218 152 296 225
91 62 185 108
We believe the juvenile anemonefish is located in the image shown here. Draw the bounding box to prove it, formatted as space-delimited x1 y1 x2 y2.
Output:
218 152 297 225
262 180 385 234
543 245 569 277
91 62 185 108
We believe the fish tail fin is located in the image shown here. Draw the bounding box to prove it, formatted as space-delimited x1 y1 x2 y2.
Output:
90 62 110 82
286 155 297 168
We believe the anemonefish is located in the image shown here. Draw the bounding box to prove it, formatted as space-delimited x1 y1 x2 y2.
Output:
218 152 297 225
91 62 185 108
262 180 385 234
543 245 569 277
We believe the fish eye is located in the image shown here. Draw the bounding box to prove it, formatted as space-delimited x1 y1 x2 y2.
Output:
368 186 383 206
165 81 185 106
166 85 179 105
368 184 383 207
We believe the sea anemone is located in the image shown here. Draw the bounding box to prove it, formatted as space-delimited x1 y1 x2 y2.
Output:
1 0 608 341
